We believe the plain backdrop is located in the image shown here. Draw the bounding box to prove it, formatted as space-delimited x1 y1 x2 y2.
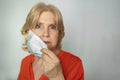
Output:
0 0 120 80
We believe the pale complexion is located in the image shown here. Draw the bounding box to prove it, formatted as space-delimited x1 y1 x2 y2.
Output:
31 11 65 80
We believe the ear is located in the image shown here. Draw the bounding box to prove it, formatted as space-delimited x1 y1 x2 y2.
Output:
61 31 65 38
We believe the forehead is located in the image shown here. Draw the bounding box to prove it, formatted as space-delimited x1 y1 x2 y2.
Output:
38 11 56 24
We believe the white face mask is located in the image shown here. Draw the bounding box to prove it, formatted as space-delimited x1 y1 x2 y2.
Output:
27 30 47 57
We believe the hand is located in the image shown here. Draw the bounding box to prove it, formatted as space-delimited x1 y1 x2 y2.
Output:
41 48 64 80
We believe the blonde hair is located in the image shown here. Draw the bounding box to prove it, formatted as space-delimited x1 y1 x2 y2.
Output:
21 2 65 51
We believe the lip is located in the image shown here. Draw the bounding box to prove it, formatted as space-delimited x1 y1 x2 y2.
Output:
44 41 50 44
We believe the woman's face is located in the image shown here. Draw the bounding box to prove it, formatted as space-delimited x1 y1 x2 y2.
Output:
32 11 59 51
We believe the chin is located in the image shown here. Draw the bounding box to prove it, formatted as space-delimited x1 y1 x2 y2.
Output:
48 46 57 51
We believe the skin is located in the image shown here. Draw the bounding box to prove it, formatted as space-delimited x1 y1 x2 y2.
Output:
31 11 65 80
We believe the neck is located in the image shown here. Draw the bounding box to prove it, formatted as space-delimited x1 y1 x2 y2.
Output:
51 48 60 55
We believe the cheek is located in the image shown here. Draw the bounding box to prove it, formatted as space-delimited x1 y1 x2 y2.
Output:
51 33 59 44
31 29 38 35
32 29 42 36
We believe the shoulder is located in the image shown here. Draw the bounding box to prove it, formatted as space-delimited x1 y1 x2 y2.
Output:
59 50 84 79
58 50 82 63
18 54 34 79
58 50 83 69
21 54 34 66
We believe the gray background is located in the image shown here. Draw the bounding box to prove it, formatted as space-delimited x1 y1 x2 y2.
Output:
0 0 120 80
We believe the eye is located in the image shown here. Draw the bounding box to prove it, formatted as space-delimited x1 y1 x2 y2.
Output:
49 25 57 30
35 24 41 29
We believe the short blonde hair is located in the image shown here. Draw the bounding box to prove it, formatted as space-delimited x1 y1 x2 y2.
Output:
21 2 65 51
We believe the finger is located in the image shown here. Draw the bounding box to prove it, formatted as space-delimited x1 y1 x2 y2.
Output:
41 50 55 65
41 48 60 66
41 54 56 73
41 48 57 59
42 53 52 63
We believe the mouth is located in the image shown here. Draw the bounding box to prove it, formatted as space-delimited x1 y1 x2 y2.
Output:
44 41 50 44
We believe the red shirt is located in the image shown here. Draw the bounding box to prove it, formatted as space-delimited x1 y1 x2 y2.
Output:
18 50 84 80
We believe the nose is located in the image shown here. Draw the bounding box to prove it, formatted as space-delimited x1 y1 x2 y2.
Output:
43 27 49 37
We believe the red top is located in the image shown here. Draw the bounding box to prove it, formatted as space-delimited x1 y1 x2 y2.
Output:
18 50 84 80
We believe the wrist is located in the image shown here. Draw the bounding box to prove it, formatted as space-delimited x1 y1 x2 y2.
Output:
49 70 65 80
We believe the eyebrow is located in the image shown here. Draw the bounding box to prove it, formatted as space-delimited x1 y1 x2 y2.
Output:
49 24 56 26
37 22 42 25
37 22 57 27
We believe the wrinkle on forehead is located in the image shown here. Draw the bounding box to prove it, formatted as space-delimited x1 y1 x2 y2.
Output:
38 11 56 25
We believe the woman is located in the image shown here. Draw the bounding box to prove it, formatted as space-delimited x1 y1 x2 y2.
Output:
18 2 84 80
